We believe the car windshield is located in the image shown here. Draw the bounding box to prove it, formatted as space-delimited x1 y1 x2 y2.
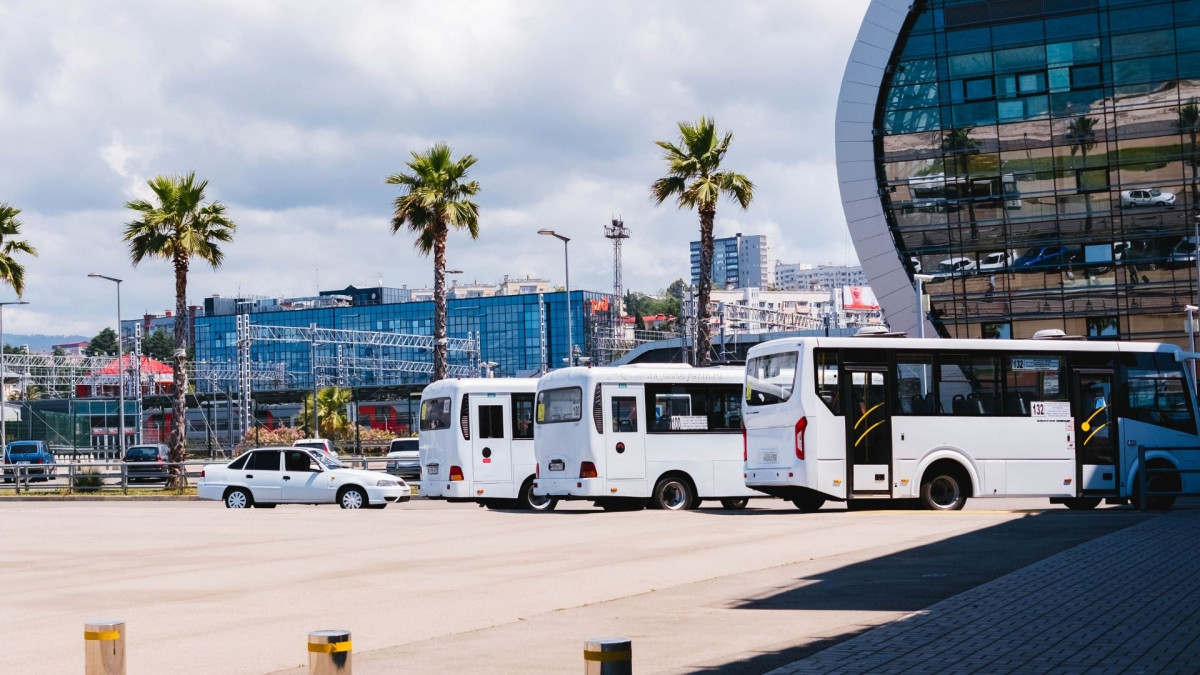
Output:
1150 189 1162 196
126 447 158 460
317 454 346 470
8 443 38 454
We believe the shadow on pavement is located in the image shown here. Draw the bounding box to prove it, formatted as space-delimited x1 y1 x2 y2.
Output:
695 509 1155 675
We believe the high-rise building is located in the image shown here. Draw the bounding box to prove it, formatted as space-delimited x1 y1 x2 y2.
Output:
837 0 1200 343
776 262 868 291
690 233 772 288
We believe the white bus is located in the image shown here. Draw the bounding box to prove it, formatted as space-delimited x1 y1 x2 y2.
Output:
532 364 759 510
418 378 554 510
743 336 1199 511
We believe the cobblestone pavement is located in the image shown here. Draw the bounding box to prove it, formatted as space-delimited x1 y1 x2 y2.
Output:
771 511 1200 674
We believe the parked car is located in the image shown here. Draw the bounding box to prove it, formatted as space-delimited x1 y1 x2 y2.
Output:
1014 245 1079 271
909 257 922 273
3 441 57 482
1168 236 1198 267
198 447 410 509
932 257 977 278
978 250 1016 272
385 438 420 479
292 438 338 460
1120 188 1176 208
124 444 170 482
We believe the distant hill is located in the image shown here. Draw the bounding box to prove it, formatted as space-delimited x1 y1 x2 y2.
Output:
3 334 90 352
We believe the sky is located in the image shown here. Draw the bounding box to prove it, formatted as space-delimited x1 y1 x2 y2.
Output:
0 0 872 336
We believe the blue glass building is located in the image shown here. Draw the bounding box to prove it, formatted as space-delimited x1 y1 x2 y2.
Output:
192 290 614 392
838 0 1200 343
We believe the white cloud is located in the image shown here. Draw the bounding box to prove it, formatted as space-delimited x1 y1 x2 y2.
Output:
0 0 872 337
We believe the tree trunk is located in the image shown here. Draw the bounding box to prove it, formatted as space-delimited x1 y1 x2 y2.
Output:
432 223 448 381
168 253 189 487
696 209 716 366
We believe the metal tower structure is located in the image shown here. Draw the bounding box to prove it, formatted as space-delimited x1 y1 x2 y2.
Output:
604 217 629 324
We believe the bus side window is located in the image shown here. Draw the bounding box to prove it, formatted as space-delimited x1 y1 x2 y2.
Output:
612 397 638 433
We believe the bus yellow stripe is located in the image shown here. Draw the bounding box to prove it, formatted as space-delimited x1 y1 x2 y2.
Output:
1083 423 1107 446
1083 405 1106 427
854 402 884 429
855 420 884 447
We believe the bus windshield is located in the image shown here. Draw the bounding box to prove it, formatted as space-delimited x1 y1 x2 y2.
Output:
746 352 798 406
536 387 582 424
420 397 453 431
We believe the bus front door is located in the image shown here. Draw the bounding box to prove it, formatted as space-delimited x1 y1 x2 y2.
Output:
603 386 646 481
473 395 514 488
1073 371 1117 493
845 366 891 494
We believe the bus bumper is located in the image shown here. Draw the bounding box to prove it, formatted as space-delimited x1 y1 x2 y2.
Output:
420 481 473 499
532 477 605 498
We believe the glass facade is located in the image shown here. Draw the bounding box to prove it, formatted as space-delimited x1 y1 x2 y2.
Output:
877 0 1200 341
194 291 614 392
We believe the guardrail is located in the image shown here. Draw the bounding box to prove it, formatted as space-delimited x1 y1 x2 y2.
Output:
0 456 396 495
1137 445 1200 510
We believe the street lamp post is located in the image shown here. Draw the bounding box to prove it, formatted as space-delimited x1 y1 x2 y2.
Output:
537 230 573 367
89 274 125 457
0 300 29 452
913 274 935 339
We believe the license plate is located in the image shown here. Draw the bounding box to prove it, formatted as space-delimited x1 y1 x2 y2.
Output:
427 464 439 475
761 452 777 464
548 459 565 472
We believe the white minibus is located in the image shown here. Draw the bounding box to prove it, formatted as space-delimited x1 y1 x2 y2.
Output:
419 378 554 510
532 364 759 510
743 335 1200 511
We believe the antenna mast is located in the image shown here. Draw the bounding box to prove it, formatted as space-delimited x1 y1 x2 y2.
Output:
604 217 630 326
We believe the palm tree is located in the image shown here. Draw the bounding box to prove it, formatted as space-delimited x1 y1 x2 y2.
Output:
651 117 754 365
0 204 38 297
299 386 353 439
124 172 237 483
941 127 979 239
1177 99 1200 205
386 143 480 381
1067 115 1099 232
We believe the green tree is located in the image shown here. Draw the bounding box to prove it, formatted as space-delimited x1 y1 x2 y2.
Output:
84 328 119 356
942 127 980 239
51 346 66 357
298 387 353 440
124 172 237 481
0 203 38 297
1178 99 1200 205
386 143 480 381
665 278 687 301
1066 115 1099 231
143 328 175 362
651 118 754 364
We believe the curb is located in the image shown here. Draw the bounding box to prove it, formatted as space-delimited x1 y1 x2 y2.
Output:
0 495 201 502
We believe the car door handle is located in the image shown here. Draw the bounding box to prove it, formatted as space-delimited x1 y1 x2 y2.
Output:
283 476 291 481
246 474 254 479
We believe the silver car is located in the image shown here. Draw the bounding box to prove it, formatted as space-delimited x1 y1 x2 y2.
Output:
385 438 420 479
1120 188 1175 208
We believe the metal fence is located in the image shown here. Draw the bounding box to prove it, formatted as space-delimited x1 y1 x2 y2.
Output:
0 456 395 495
1137 445 1200 510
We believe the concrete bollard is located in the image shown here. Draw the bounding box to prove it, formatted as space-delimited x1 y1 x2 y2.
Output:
84 620 125 675
308 629 352 674
584 637 632 675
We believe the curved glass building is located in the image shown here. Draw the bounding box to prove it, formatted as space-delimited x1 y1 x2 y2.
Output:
837 0 1200 343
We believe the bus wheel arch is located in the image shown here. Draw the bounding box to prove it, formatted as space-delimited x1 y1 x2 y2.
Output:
918 458 973 511
652 472 698 511
518 475 557 511
1132 457 1180 510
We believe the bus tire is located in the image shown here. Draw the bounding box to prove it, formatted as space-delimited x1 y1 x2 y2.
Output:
1133 462 1180 510
919 464 969 511
719 498 749 510
1062 498 1101 510
791 493 825 512
652 474 696 511
519 478 557 511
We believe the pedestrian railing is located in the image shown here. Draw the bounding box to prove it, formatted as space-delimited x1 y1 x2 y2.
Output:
1136 444 1200 510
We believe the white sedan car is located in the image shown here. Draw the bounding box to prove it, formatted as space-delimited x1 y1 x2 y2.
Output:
199 447 410 509
1121 188 1175 208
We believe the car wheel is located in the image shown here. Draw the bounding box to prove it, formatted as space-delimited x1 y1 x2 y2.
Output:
920 469 968 511
719 498 749 510
519 478 557 511
652 475 695 511
339 486 368 510
225 488 252 509
791 493 826 512
1062 497 1101 510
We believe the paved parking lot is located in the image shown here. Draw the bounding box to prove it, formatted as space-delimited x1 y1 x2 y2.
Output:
0 499 1151 674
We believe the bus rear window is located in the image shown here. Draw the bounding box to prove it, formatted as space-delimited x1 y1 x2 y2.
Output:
536 387 582 424
746 352 798 406
420 397 453 431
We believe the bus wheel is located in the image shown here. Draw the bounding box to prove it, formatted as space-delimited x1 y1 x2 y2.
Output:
1133 464 1180 510
920 468 967 511
653 475 695 510
719 498 749 510
520 479 557 511
1062 498 1101 510
791 494 825 512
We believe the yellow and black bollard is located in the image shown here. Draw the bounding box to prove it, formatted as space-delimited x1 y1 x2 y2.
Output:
84 620 125 675
308 629 352 674
584 637 632 674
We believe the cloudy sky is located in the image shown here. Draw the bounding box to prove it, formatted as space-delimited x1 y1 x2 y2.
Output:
0 0 872 336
